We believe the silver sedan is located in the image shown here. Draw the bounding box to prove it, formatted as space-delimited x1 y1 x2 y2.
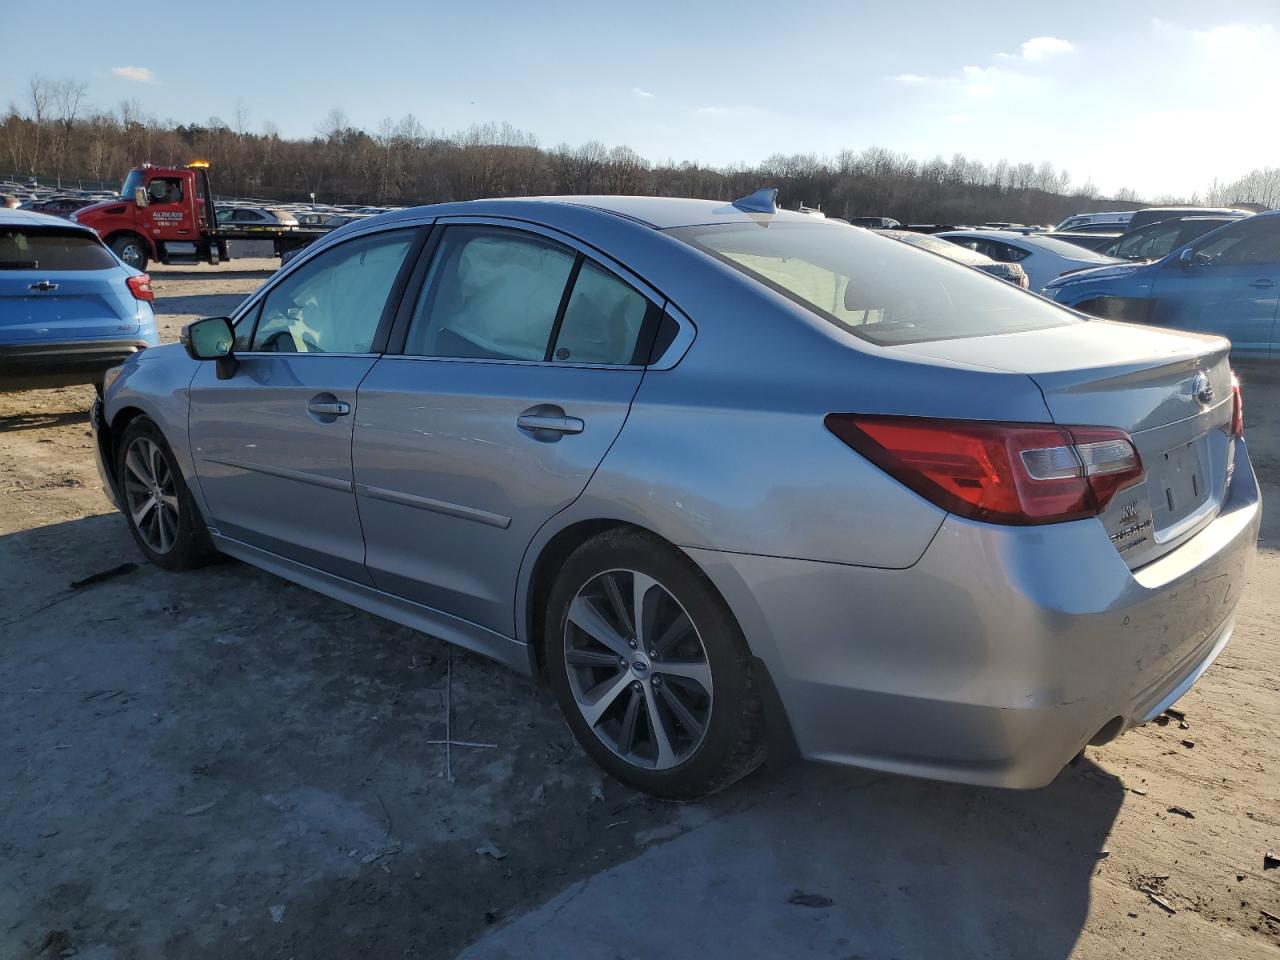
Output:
92 192 1259 799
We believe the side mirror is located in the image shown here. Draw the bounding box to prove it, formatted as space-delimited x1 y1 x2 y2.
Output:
181 316 239 379
134 186 149 208
1178 247 1198 268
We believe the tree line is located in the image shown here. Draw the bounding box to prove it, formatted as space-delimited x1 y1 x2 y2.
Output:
2 75 1272 224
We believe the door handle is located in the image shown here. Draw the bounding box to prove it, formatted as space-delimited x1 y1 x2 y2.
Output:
517 414 584 434
1249 279 1276 289
307 398 351 417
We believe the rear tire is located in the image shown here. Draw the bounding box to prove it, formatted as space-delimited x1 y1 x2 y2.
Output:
110 234 148 272
116 417 216 571
545 529 764 800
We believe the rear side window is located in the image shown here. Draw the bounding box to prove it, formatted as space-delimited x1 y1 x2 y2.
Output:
551 261 655 365
0 228 117 271
671 221 1079 346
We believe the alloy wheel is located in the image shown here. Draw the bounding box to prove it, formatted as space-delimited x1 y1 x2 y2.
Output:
118 242 144 269
122 436 180 554
564 569 713 770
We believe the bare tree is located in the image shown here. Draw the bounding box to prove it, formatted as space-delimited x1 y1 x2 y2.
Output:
26 75 50 173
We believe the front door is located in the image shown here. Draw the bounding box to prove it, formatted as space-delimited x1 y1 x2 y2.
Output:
353 222 662 636
1150 216 1280 357
142 174 194 244
189 227 421 582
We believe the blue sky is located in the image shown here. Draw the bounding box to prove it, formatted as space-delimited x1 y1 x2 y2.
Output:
4 0 1278 196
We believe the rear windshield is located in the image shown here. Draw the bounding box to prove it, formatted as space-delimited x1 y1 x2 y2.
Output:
0 228 118 271
1020 235 1115 261
670 220 1080 346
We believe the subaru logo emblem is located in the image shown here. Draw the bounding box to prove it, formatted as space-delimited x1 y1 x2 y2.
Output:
1192 371 1214 405
631 658 649 674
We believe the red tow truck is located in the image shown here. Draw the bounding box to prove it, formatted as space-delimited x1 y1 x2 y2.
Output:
71 161 330 271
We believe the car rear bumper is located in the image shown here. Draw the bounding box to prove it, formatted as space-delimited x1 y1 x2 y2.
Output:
686 443 1260 789
0 338 152 391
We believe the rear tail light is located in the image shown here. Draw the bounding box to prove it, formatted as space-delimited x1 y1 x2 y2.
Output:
1230 372 1244 439
126 273 154 302
824 415 1144 525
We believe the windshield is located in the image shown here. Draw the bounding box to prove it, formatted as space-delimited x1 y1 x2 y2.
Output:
120 168 145 200
670 220 1079 346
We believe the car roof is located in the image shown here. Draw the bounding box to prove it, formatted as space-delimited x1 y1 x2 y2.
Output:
0 207 97 232
371 195 823 231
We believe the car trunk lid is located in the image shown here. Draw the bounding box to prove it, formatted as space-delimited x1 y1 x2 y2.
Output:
888 319 1235 567
0 269 141 342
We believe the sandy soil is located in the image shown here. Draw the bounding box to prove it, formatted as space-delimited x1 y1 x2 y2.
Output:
0 261 1276 959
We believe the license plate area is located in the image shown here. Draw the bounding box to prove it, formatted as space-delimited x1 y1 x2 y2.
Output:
1150 436 1210 535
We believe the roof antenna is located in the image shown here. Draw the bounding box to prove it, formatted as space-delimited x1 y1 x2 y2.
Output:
731 187 778 214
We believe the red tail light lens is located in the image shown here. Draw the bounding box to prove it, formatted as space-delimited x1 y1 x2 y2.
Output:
126 273 154 302
825 415 1144 525
1230 372 1243 439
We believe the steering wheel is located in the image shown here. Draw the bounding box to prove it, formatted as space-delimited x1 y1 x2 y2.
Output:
261 330 298 352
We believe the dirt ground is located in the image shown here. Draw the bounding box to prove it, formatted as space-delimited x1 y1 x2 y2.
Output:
0 260 1277 960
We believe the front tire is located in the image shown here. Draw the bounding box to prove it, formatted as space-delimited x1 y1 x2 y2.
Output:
545 529 764 800
116 417 215 571
110 234 148 272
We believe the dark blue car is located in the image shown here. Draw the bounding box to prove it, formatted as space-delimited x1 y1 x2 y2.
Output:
1045 211 1280 357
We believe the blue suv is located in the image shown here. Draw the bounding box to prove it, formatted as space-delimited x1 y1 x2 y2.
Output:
0 209 160 392
1045 211 1280 357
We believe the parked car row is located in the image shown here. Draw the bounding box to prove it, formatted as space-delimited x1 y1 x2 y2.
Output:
1045 211 1280 356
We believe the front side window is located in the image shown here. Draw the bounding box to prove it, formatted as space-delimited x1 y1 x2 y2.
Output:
1192 218 1280 266
671 220 1079 346
250 230 414 353
405 227 576 361
147 177 183 205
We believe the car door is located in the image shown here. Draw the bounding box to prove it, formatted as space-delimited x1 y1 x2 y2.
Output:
352 221 663 637
143 175 194 242
188 226 423 582
1148 216 1280 357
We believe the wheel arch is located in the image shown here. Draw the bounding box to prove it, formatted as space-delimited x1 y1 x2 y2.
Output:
520 514 801 772
521 517 649 682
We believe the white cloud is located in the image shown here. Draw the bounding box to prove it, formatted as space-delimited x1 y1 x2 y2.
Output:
961 65 1003 97
631 86 655 99
1017 36 1075 60
895 73 930 84
111 65 156 83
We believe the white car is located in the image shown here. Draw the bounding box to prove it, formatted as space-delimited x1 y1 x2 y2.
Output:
937 230 1121 292
1054 211 1134 232
215 206 299 228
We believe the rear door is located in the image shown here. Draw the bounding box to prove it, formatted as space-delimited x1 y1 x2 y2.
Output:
353 220 662 636
0 225 140 343
188 226 423 582
1149 216 1280 357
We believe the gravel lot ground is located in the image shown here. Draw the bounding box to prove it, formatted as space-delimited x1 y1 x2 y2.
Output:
1 260 1277 959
